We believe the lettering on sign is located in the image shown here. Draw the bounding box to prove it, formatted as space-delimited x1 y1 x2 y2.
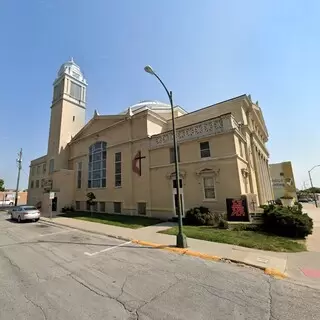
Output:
226 198 250 222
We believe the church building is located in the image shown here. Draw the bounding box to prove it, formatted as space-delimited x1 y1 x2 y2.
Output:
27 59 274 219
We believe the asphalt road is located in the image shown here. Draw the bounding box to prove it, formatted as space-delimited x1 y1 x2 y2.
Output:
0 213 319 320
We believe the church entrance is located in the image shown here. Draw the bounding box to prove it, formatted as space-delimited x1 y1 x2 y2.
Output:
172 179 185 217
52 197 57 212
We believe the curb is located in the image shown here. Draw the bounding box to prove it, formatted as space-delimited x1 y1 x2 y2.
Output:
39 219 287 279
132 240 287 279
39 218 132 242
132 240 222 261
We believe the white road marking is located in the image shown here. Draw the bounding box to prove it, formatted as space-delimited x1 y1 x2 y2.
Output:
38 229 72 237
84 241 132 257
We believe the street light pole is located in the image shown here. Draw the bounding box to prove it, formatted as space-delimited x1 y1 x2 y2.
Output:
308 165 320 207
144 65 187 248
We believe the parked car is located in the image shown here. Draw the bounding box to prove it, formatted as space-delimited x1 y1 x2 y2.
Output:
0 199 14 206
11 206 40 223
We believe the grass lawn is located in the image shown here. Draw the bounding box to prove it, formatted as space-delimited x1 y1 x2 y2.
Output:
60 211 163 229
160 226 306 252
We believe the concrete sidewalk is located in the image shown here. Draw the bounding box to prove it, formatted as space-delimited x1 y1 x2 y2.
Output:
40 216 288 277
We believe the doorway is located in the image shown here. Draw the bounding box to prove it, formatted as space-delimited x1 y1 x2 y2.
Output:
52 197 57 212
172 179 185 217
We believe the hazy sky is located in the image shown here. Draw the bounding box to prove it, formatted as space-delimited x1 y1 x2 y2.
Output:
1 0 319 190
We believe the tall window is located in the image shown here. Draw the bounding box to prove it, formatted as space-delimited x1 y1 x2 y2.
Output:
37 166 40 175
77 162 82 189
70 81 82 100
43 163 46 174
203 177 216 200
53 80 64 101
88 141 107 188
200 141 211 158
115 152 121 187
49 159 54 174
169 146 180 163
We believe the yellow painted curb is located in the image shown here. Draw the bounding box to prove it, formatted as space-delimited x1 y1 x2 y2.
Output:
264 268 287 279
132 240 221 262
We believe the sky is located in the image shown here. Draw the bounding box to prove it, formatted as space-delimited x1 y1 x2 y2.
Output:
0 0 319 190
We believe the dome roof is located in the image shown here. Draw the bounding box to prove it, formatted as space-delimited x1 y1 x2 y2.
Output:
119 100 172 115
55 57 87 84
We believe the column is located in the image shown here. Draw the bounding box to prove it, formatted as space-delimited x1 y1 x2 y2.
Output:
262 157 269 202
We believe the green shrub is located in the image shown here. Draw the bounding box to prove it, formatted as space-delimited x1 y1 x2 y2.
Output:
185 207 215 226
262 206 313 239
218 219 229 229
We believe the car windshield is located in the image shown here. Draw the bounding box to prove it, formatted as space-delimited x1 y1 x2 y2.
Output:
23 206 37 211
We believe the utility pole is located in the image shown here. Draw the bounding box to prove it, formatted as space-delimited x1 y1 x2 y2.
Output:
14 148 22 206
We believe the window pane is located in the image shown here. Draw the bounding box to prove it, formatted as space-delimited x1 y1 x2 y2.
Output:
93 171 101 179
200 141 210 150
92 180 100 188
115 174 121 187
205 188 215 199
204 177 214 187
115 162 121 174
88 142 107 189
93 153 101 161
115 152 121 162
201 149 211 158
70 82 81 100
93 161 101 170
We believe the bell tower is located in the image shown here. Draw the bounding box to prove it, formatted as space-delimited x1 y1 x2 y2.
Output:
47 58 87 173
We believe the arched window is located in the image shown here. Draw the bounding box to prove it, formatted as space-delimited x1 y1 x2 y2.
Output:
88 141 107 188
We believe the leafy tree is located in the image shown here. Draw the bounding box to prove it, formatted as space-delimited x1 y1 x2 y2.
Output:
86 192 96 217
300 187 320 194
0 179 5 192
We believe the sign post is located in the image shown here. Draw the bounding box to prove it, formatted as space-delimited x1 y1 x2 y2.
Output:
49 192 55 219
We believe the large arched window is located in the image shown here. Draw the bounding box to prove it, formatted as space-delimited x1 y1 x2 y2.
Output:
88 141 107 188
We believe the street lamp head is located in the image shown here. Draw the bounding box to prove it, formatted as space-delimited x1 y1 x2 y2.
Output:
144 65 155 75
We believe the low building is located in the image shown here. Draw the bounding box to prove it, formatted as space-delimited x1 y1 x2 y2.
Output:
270 161 297 200
27 59 274 218
0 191 28 206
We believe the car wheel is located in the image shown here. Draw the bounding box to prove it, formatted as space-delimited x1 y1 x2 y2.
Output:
17 215 21 223
34 218 39 222
10 214 14 221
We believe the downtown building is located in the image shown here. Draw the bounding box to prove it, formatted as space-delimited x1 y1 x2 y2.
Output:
27 59 274 218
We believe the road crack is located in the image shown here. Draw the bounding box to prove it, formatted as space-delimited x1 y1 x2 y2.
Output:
68 274 136 318
1 253 21 272
267 277 278 320
24 293 47 320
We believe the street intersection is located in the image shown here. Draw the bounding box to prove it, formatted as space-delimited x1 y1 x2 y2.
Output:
0 212 319 319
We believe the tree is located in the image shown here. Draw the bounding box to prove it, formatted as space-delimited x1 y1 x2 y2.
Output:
0 179 5 192
303 187 320 194
86 192 96 217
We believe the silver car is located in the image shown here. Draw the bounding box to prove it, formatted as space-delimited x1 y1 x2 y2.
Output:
11 205 40 223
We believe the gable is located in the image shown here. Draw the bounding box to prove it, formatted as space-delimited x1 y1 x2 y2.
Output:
71 115 126 142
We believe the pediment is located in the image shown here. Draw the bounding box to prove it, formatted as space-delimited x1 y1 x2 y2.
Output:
71 115 126 143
